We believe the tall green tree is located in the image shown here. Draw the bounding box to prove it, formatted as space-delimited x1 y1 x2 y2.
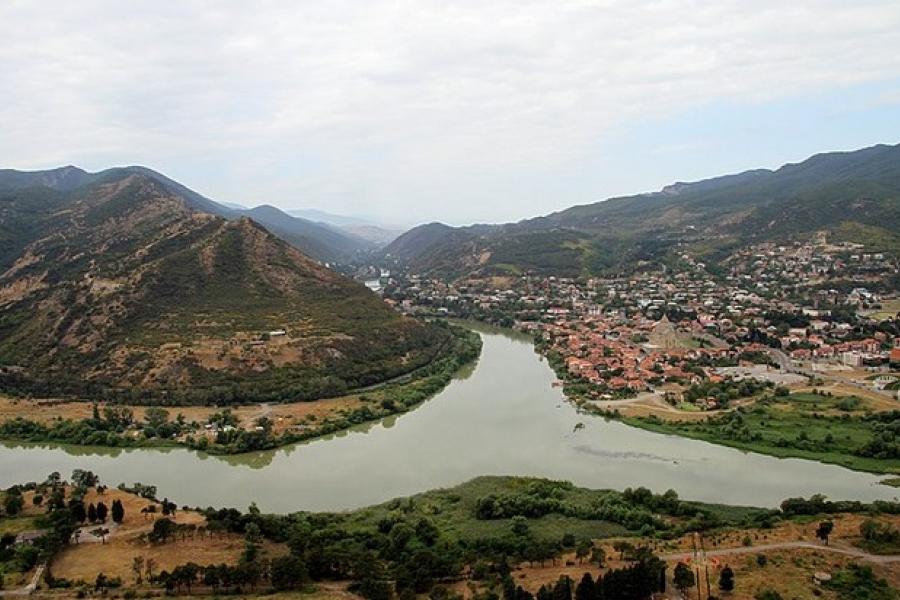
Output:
111 499 125 524
673 562 695 596
719 565 735 592
96 501 108 523
816 520 834 545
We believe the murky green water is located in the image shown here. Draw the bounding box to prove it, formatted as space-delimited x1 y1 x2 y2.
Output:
0 324 894 512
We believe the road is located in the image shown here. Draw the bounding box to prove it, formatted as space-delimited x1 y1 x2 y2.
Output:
0 563 44 597
660 539 900 565
767 348 895 401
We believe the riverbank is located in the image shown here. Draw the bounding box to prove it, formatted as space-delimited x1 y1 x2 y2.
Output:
528 319 900 478
0 323 482 456
1 326 893 512
5 474 900 600
583 387 900 478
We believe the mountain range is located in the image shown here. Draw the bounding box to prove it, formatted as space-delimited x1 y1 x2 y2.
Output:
0 169 449 401
0 165 377 264
383 143 900 278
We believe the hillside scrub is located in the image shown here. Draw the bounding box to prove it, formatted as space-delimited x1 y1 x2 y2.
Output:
0 324 482 454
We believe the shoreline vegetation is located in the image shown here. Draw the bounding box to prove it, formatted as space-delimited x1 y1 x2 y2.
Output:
0 322 482 455
4 473 900 599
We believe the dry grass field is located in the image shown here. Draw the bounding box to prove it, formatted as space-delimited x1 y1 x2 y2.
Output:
43 487 287 584
0 393 365 437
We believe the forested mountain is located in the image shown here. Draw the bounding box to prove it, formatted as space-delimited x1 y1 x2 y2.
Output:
0 166 371 263
0 171 450 402
384 143 900 278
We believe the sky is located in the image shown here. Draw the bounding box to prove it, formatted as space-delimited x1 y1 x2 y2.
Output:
2 1 900 227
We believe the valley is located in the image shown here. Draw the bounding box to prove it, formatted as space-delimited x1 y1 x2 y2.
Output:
0 326 891 514
2 144 900 600
6 4 900 597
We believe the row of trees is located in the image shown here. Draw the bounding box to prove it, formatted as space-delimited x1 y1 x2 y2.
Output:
67 499 125 525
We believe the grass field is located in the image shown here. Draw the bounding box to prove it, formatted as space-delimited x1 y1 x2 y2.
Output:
338 476 633 544
866 298 900 321
624 392 900 475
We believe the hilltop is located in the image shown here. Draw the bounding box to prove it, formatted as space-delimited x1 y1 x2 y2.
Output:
383 143 900 278
0 165 372 264
0 171 450 402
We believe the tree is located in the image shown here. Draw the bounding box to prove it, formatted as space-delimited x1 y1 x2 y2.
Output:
132 556 145 584
590 546 606 568
551 575 572 600
673 562 695 596
144 407 170 429
270 554 308 590
612 540 634 560
511 516 530 537
575 540 592 564
71 469 99 489
87 503 97 523
574 573 595 600
69 499 87 523
91 527 110 544
815 520 834 545
145 557 156 580
96 501 108 523
3 493 24 516
149 518 176 543
719 565 735 592
32 494 43 506
111 499 125 524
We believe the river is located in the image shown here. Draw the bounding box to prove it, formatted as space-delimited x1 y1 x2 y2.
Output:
0 323 894 512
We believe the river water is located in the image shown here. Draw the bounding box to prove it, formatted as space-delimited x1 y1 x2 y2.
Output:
0 324 893 512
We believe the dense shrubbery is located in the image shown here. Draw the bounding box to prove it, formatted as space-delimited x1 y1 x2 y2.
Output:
474 480 720 536
856 411 900 459
682 378 772 407
780 494 900 517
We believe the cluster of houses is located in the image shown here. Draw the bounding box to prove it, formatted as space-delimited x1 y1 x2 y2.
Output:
547 316 712 393
381 234 899 402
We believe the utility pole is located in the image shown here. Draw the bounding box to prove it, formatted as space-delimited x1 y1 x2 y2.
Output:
701 535 712 600
692 534 702 600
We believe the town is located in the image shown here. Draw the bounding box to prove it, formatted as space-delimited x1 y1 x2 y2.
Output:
379 236 900 411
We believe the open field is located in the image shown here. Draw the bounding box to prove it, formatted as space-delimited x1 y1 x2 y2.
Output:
864 298 900 321
623 391 900 475
0 394 364 437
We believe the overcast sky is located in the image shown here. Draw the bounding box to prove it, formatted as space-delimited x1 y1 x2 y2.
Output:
2 1 900 226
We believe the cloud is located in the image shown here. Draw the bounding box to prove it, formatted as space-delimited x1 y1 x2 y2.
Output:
1 0 900 223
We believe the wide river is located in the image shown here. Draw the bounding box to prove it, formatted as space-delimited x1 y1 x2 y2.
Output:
0 324 895 512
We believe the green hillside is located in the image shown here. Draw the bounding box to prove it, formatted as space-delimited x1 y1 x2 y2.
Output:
383 143 900 278
0 165 372 264
0 172 450 403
